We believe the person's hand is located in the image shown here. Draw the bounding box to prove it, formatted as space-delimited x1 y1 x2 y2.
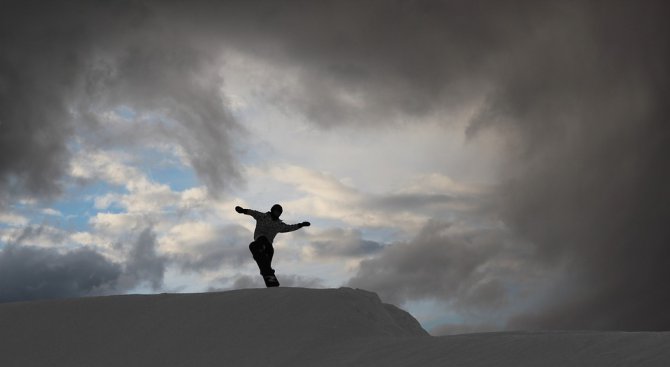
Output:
301 221 311 227
235 206 244 213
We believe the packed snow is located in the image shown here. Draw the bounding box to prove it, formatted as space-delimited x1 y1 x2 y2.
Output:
0 287 668 366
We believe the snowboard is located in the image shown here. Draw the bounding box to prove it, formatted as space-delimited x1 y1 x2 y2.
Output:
263 274 280 287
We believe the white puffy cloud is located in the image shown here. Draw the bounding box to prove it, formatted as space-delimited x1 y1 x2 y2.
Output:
0 212 29 227
70 150 143 187
1 225 69 249
41 208 63 217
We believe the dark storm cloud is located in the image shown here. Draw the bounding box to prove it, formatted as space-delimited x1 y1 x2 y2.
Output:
181 0 508 127
473 2 670 331
0 2 84 203
0 0 242 204
0 244 122 302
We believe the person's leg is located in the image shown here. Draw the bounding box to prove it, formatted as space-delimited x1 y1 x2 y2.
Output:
260 239 279 286
249 239 264 272
259 237 275 276
249 236 274 276
250 237 279 287
266 242 274 272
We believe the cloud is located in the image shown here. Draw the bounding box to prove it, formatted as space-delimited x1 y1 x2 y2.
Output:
0 224 176 303
164 223 252 273
0 244 122 303
200 1 498 128
0 2 82 204
90 212 151 238
347 221 547 326
0 212 29 227
41 208 63 217
256 164 482 232
0 0 243 205
116 227 166 291
3 225 70 249
303 228 386 260
68 150 250 284
471 3 670 330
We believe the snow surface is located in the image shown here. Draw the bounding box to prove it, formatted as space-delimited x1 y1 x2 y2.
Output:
0 287 668 366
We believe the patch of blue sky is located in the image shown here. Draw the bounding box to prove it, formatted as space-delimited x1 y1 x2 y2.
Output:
147 163 199 192
0 180 123 233
49 181 125 231
107 104 179 134
0 222 21 231
131 146 199 191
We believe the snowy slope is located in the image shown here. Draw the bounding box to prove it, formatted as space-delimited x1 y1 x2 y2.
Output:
0 287 668 367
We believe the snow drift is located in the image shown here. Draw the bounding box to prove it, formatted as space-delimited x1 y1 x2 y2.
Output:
0 287 668 366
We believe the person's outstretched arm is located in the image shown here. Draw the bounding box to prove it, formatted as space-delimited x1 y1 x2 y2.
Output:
235 206 263 219
279 220 310 233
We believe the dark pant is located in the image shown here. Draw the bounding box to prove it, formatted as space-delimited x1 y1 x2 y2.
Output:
249 236 275 276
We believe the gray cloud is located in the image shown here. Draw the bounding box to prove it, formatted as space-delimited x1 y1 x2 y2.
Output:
0 2 84 204
367 194 457 212
169 224 252 273
305 228 386 260
473 3 670 330
0 244 122 303
12 225 68 245
117 227 166 291
348 221 541 315
0 226 170 302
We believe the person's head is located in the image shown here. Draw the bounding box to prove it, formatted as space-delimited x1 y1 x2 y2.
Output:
270 204 283 219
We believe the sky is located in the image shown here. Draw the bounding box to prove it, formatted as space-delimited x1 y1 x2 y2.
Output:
1 0 669 335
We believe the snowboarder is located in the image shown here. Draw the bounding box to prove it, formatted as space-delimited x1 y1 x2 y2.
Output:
235 204 310 287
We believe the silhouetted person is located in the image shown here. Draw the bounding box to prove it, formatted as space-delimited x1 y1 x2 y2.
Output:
235 204 310 287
